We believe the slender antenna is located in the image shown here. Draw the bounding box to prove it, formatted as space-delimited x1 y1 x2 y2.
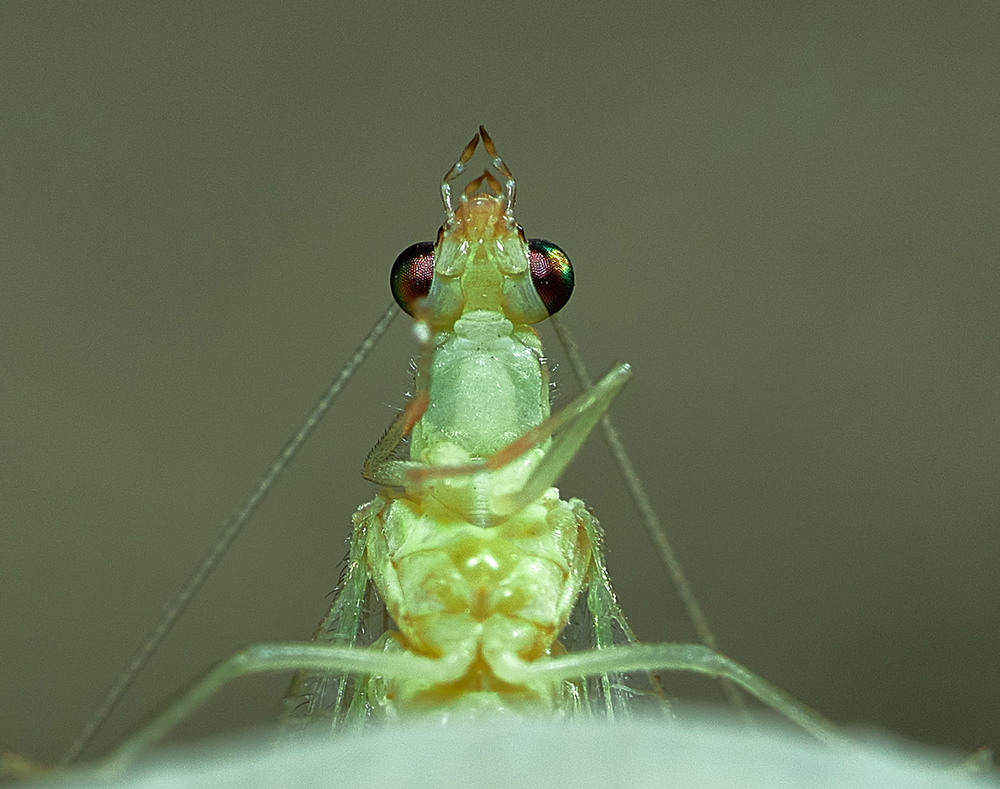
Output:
59 303 400 765
549 314 748 713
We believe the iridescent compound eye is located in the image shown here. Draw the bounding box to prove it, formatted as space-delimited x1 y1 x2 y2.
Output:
390 241 435 317
527 239 574 316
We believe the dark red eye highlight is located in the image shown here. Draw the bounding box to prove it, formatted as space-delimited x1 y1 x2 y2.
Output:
390 241 435 317
527 239 574 316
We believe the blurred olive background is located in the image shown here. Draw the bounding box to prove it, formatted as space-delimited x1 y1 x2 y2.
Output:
2 2 997 767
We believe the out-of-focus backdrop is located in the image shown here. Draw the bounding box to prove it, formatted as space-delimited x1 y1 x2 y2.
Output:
2 3 996 767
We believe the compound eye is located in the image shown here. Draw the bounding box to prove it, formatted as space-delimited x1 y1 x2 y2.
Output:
527 239 574 316
390 241 435 317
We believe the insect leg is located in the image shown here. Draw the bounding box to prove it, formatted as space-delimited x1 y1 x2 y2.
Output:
98 642 459 774
487 362 632 516
391 362 632 511
498 644 845 746
59 304 400 766
551 314 748 713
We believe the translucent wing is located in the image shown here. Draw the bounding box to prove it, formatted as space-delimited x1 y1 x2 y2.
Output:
558 503 671 720
279 501 388 736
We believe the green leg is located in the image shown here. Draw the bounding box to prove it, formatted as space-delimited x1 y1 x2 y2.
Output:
97 642 451 774
496 643 847 747
364 364 632 506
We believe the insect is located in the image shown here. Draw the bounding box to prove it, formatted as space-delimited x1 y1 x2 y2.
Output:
7 128 842 779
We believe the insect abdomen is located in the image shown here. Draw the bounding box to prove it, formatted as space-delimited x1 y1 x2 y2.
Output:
362 488 592 715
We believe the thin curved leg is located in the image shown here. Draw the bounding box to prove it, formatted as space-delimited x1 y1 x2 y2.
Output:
495 643 846 746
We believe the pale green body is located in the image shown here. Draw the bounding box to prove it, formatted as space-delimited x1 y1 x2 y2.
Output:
414 314 548 461
362 487 592 717
354 196 618 718
30 130 842 777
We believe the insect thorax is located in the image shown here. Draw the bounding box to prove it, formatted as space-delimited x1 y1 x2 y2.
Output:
411 312 549 462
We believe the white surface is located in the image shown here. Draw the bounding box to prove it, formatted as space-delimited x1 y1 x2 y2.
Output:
43 715 996 789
